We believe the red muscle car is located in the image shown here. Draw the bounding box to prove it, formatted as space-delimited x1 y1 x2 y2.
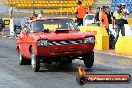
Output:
16 17 95 72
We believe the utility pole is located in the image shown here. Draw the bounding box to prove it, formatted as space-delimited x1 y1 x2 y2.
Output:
9 0 14 37
61 1 62 17
33 0 35 13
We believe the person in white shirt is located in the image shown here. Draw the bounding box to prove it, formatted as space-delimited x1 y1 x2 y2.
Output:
37 14 43 19
37 11 44 19
122 3 129 24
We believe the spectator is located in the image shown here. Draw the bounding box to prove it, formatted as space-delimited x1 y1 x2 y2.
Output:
122 3 129 24
87 6 93 14
112 6 125 41
37 14 43 19
94 7 100 22
105 6 112 24
33 12 38 17
41 10 44 17
75 0 86 26
30 12 38 20
37 11 44 19
99 6 109 35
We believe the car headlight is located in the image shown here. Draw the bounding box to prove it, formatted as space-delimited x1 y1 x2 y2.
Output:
84 37 95 44
37 40 48 46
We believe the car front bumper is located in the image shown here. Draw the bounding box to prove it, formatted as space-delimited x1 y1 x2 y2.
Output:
36 44 94 58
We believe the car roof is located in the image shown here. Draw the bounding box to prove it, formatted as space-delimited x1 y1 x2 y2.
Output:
31 17 70 22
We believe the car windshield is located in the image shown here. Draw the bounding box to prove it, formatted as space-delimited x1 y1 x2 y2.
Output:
31 19 79 32
85 14 94 20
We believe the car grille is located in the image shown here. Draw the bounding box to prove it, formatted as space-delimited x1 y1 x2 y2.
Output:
49 39 82 46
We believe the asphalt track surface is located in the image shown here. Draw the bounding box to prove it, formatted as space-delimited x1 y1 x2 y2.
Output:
0 33 132 88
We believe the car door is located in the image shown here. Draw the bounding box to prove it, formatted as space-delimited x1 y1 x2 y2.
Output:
18 24 30 58
23 23 34 58
18 31 28 58
23 23 35 58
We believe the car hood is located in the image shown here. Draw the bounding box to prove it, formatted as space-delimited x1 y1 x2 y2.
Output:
33 32 89 41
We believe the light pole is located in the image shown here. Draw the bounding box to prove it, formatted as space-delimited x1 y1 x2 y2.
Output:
61 1 62 17
33 0 35 13
9 0 15 37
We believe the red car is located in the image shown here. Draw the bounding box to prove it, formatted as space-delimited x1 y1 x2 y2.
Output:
16 17 95 72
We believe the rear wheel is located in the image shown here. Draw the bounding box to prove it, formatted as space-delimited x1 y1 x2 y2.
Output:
30 48 40 72
19 52 31 65
83 51 94 68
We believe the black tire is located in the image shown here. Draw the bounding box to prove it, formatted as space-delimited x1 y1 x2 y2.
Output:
66 60 72 63
19 52 31 65
76 75 87 85
83 51 94 68
30 48 40 72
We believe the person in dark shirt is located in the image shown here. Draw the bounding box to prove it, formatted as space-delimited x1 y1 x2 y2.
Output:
94 7 100 21
105 6 112 24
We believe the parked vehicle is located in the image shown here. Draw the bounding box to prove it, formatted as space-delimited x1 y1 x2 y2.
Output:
84 14 95 26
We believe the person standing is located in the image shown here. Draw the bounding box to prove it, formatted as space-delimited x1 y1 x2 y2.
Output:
94 7 100 22
41 10 44 17
37 14 43 19
75 1 86 26
112 6 125 41
30 12 38 20
87 6 93 14
105 6 115 49
122 3 129 24
105 6 112 24
37 11 44 19
99 6 109 35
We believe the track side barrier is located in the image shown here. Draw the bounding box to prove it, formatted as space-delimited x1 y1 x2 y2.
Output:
115 36 132 55
2 18 10 26
79 26 109 50
128 18 132 25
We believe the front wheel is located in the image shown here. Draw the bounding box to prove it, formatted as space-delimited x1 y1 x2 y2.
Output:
30 48 40 72
82 51 94 68
19 52 31 65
